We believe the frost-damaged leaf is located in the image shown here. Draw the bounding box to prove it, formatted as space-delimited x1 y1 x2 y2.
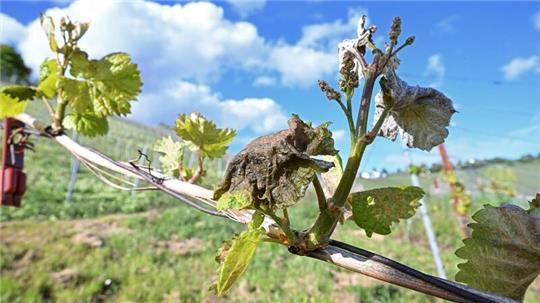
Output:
69 22 90 42
214 114 337 210
374 60 456 151
40 14 58 52
174 113 236 159
64 111 108 137
153 136 186 177
57 78 92 112
0 93 27 118
213 224 264 295
529 193 540 217
455 203 540 301
349 186 424 237
0 86 38 102
69 50 142 116
38 59 59 98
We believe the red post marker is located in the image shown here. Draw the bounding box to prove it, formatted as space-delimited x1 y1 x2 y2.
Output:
1 118 27 207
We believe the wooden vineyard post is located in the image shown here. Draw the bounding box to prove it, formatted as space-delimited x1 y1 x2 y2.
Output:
438 144 470 237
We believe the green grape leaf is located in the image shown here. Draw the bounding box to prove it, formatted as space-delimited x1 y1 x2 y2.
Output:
57 78 92 112
40 14 58 52
0 93 27 118
153 136 186 177
349 186 424 237
69 50 93 78
0 85 38 102
213 227 263 296
63 111 109 137
217 191 253 211
69 50 142 116
455 204 540 301
248 211 265 230
38 59 59 98
174 113 236 159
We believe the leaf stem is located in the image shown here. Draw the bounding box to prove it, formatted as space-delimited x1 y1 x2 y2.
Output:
356 53 381 136
53 96 67 131
344 90 356 144
312 174 328 211
41 96 55 117
260 205 297 245
188 149 204 184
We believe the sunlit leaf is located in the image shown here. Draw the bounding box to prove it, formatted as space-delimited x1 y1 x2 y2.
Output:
69 50 142 117
455 204 540 301
0 93 27 118
349 186 424 237
57 77 92 112
174 113 236 159
217 191 252 211
40 14 58 52
374 66 456 151
37 59 59 98
0 85 38 102
213 227 263 296
63 111 108 137
153 136 186 177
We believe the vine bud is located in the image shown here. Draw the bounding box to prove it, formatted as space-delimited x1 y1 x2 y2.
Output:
389 17 401 44
318 80 341 102
405 36 415 46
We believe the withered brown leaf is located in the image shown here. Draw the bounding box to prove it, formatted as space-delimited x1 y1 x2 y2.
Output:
214 114 337 210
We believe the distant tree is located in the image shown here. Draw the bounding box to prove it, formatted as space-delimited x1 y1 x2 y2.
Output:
0 44 31 84
429 163 442 173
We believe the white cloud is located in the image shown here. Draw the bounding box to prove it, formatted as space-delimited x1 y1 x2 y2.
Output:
253 75 276 87
18 0 266 83
501 55 539 80
298 8 366 50
133 80 288 134
269 44 336 87
534 12 540 30
0 13 26 44
226 0 266 18
435 15 459 33
16 0 345 89
424 53 445 88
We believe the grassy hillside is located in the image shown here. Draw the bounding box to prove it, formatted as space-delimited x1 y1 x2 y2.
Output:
1 109 539 302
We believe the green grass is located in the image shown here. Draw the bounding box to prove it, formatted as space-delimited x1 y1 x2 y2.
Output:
1 191 539 302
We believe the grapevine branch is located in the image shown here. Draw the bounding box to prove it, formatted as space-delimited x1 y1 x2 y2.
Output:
16 113 517 303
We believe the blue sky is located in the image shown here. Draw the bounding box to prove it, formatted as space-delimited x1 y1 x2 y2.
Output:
1 0 539 172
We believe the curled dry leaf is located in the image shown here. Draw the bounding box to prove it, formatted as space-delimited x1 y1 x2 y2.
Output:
214 114 337 210
373 62 456 151
338 15 374 81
